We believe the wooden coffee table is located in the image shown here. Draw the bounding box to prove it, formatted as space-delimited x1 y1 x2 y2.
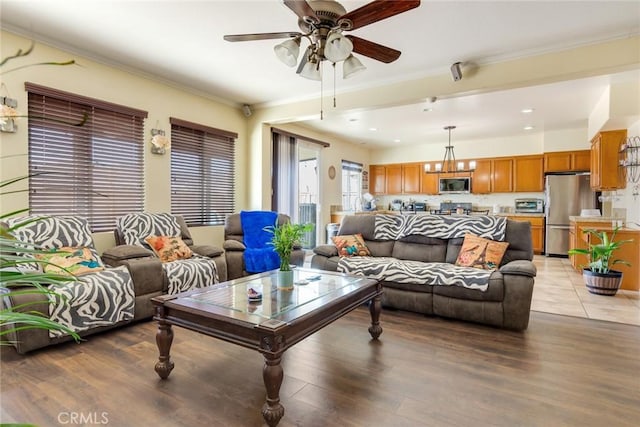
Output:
151 268 383 427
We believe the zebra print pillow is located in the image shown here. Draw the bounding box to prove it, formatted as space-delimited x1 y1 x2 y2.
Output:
116 213 181 248
7 215 104 268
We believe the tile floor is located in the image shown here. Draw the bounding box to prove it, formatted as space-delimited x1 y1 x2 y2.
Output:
531 255 640 326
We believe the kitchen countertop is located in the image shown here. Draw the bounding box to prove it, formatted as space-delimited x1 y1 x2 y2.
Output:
569 216 619 222
332 210 545 217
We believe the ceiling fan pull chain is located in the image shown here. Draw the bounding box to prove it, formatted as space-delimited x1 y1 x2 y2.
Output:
320 63 324 120
333 63 337 108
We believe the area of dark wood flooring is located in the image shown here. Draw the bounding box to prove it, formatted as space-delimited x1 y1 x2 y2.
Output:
2 308 639 427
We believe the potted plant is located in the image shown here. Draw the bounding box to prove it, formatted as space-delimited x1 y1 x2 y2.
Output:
264 221 313 289
568 226 633 296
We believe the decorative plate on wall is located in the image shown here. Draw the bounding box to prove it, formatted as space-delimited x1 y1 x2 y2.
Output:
328 166 336 180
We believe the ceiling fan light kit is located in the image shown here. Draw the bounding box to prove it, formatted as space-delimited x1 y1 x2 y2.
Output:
224 0 421 79
343 54 366 79
274 38 301 67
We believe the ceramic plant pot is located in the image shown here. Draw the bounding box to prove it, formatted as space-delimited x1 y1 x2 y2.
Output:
277 270 294 290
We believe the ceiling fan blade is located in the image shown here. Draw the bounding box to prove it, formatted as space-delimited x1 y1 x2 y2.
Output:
346 35 401 63
283 0 319 24
223 32 302 42
339 0 420 30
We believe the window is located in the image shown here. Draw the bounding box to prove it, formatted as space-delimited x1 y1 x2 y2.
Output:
26 83 147 232
170 118 236 226
341 160 363 211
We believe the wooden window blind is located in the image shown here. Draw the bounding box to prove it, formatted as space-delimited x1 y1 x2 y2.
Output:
26 83 147 232
170 118 236 226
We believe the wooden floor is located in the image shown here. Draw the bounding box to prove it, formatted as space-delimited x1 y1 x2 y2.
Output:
2 308 639 427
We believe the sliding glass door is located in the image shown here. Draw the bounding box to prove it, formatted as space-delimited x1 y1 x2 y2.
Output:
272 131 322 249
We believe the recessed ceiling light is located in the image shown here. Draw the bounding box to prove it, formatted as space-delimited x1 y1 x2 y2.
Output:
524 125 534 130
393 139 401 143
521 108 535 114
369 127 377 131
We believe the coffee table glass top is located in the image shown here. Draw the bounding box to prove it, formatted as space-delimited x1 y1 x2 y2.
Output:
184 268 369 321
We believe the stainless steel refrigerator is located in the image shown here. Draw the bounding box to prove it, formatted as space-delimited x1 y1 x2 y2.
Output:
545 173 598 256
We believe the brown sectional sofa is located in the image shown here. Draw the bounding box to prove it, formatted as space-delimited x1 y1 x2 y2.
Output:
311 214 537 330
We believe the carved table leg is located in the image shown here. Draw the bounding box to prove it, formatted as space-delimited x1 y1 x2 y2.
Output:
155 318 174 379
261 352 285 427
368 293 383 340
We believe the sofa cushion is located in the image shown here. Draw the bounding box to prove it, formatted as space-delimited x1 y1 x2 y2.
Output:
116 213 181 248
455 233 509 270
332 234 371 257
145 235 193 262
7 215 104 268
36 246 104 276
392 236 447 263
432 271 505 302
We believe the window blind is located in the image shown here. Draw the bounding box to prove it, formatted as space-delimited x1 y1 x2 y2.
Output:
170 118 236 226
26 83 147 232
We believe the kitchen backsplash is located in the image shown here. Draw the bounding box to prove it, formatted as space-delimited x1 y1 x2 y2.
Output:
374 192 545 213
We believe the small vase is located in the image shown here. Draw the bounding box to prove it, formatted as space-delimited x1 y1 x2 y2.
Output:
277 270 294 290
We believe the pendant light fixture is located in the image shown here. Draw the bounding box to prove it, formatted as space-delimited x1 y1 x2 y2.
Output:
424 126 476 175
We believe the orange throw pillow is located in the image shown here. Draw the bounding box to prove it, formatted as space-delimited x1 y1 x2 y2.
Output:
455 233 509 270
145 235 193 262
332 234 371 257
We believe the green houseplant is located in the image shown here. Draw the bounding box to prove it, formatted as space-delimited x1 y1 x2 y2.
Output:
1 43 82 344
567 226 633 296
264 221 313 288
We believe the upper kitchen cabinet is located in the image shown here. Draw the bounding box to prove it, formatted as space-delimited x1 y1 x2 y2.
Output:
471 158 513 193
370 165 387 194
514 155 544 192
402 163 422 193
492 158 514 193
590 129 627 190
544 150 591 172
421 162 439 195
370 163 422 195
471 159 492 194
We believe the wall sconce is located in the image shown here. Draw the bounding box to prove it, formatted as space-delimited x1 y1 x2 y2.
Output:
0 96 19 133
150 128 170 155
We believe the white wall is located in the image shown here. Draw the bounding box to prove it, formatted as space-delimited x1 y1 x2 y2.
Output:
0 32 248 252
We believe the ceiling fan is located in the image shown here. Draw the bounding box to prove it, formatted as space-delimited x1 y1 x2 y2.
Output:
223 0 421 80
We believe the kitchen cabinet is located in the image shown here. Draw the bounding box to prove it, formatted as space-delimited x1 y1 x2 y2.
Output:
421 162 439 195
370 165 386 194
514 155 544 192
371 163 422 195
385 164 403 194
471 158 513 193
590 129 627 190
544 150 591 172
402 163 422 193
492 158 514 193
507 215 545 254
570 221 640 291
471 159 492 194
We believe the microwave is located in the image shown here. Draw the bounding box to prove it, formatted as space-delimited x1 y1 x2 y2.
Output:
515 198 544 213
439 177 471 194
